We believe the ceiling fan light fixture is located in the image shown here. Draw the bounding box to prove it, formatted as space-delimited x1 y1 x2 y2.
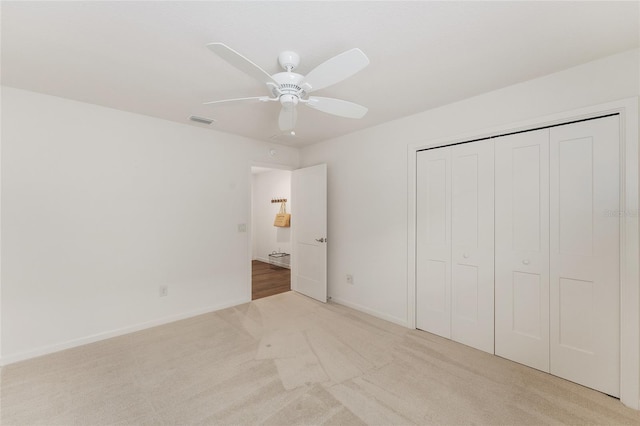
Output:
280 94 299 109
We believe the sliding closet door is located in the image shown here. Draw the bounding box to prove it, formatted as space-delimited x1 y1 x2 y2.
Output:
450 140 494 353
549 116 620 397
416 147 451 338
495 129 550 372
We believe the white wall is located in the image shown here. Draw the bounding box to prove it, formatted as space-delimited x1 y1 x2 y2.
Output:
2 48 638 367
251 169 292 266
0 87 299 363
300 48 640 326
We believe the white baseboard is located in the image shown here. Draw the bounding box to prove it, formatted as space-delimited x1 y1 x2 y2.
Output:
329 296 408 328
254 256 291 269
0 297 249 366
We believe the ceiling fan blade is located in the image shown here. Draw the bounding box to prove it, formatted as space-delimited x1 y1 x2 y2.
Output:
203 96 271 106
300 48 369 93
207 42 276 86
305 96 368 119
278 106 298 131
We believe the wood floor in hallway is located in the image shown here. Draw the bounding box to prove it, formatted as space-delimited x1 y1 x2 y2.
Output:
252 260 290 300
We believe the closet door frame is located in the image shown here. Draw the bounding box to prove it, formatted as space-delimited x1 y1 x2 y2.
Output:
407 97 639 410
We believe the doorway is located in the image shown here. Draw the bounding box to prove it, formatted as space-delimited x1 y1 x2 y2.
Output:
251 166 292 300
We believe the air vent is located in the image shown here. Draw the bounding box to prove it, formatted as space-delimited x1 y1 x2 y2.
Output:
189 116 215 125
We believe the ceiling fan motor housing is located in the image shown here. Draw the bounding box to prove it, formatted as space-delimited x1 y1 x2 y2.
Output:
272 72 306 106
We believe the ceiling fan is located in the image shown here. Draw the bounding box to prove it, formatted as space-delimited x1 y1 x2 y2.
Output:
204 43 370 132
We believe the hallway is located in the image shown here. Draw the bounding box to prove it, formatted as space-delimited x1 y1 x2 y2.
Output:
252 260 290 300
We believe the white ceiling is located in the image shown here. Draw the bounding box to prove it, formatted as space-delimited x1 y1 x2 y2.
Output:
2 1 638 147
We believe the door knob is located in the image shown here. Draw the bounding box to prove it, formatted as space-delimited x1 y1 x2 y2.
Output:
315 238 326 243
463 253 469 259
522 259 530 265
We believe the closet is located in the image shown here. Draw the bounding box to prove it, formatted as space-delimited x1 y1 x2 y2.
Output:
416 115 620 397
416 139 495 354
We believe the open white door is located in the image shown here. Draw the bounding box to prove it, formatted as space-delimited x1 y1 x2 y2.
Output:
291 164 327 302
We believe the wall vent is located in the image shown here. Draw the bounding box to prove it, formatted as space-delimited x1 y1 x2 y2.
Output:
189 115 215 125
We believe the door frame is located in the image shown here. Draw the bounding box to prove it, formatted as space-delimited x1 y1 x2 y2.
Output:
248 162 294 302
407 97 639 409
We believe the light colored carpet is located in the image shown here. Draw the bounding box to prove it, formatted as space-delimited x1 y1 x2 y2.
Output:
1 291 638 425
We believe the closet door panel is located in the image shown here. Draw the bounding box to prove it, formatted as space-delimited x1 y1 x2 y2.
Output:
416 147 452 338
550 116 620 397
495 129 550 372
451 140 495 353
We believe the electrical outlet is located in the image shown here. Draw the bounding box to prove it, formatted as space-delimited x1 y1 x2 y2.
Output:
346 274 354 284
237 223 247 233
159 285 168 297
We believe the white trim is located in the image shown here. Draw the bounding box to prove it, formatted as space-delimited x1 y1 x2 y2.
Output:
0 297 249 366
0 84 3 361
251 161 295 172
406 146 417 330
330 296 408 328
619 98 639 410
407 97 639 410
